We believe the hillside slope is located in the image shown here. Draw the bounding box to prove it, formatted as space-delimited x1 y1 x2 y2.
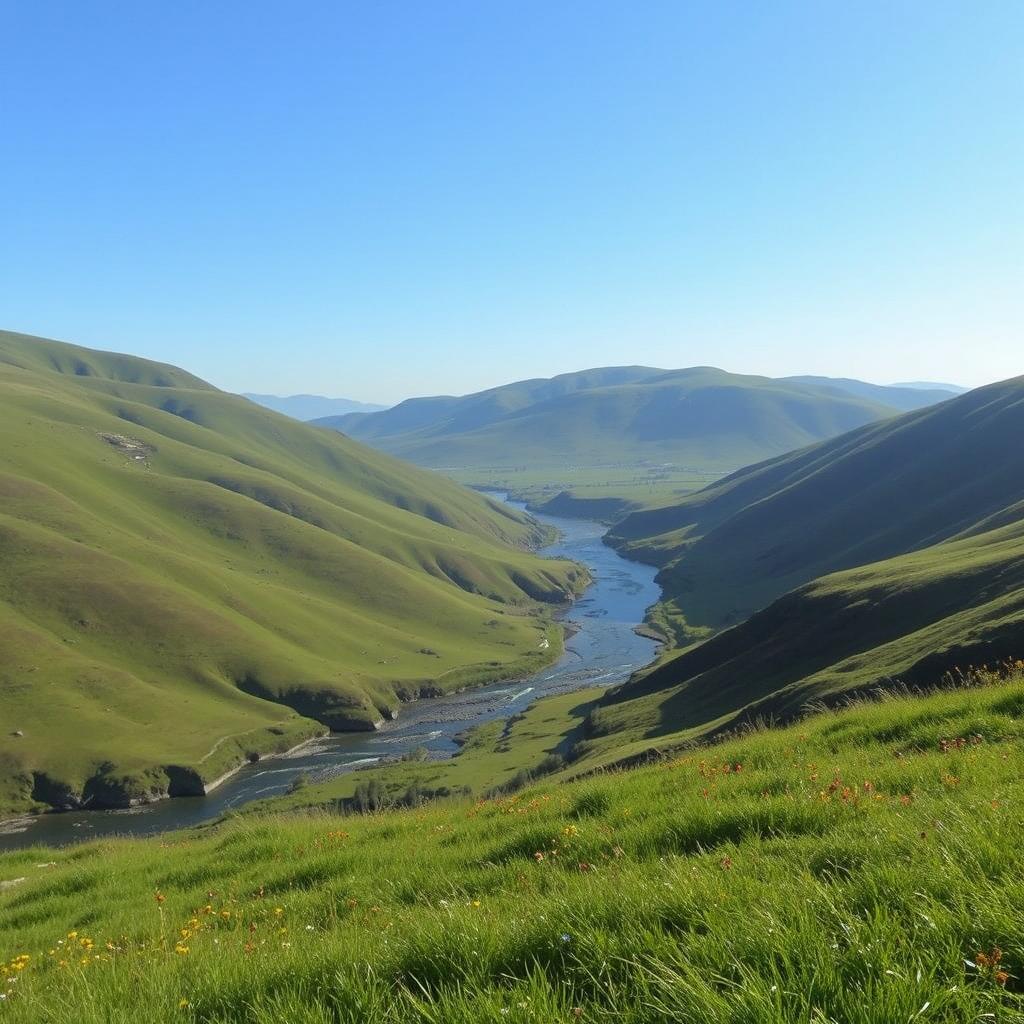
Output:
594 378 1024 752
0 331 585 815
594 520 1024 750
609 377 1023 638
314 368 945 495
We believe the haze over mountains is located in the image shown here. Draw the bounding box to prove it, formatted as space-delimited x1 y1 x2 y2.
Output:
243 393 387 420
0 331 583 815
315 367 959 493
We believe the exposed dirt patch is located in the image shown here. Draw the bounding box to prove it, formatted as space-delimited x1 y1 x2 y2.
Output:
99 432 154 462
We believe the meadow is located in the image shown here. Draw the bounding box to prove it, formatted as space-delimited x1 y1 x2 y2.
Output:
2 665 1023 1022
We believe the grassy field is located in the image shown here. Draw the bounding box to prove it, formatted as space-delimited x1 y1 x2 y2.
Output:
2 666 1024 1022
315 366 943 507
0 331 587 816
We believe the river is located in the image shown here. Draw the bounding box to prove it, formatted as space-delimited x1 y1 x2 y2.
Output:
0 498 661 851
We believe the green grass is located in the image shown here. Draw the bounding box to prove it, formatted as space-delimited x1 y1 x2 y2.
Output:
0 331 587 816
316 366 926 505
2 667 1024 1022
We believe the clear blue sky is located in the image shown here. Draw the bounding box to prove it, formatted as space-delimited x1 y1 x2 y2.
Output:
2 2 1021 403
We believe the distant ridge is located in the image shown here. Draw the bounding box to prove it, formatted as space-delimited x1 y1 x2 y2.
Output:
892 380 970 393
313 366 954 483
244 393 388 420
783 376 959 410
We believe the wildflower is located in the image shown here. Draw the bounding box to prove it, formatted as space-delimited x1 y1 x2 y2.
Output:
154 892 166 905
179 999 189 1009
533 851 544 862
175 945 190 956
560 933 572 943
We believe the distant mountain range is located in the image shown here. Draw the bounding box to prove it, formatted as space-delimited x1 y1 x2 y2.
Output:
782 376 961 409
243 393 388 420
892 381 970 393
313 367 960 483
595 376 1024 751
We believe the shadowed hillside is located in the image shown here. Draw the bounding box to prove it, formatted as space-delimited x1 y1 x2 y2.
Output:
592 378 1024 756
609 377 1023 638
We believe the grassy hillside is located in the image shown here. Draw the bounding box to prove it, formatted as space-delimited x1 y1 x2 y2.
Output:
2 666 1024 1022
0 331 586 816
315 367 941 507
593 522 1024 756
591 378 1024 758
609 376 1024 640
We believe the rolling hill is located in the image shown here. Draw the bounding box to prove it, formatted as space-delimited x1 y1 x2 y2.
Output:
0 331 586 816
609 376 1023 637
313 367 956 509
242 394 387 420
594 376 1024 754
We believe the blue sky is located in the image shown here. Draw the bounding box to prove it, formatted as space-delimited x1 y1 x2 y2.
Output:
2 2 1021 403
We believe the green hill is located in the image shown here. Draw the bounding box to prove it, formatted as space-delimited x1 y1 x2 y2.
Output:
2 666 1024 1023
315 367 950 507
592 378 1024 754
0 331 586 816
609 377 1023 638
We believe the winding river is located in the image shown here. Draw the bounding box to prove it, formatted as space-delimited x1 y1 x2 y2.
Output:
0 498 661 851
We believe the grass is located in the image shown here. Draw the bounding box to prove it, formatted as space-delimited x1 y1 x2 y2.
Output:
317 366 921 505
0 331 587 815
2 666 1024 1022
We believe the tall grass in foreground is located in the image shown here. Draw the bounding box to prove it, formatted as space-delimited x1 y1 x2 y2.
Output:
3 667 1024 1022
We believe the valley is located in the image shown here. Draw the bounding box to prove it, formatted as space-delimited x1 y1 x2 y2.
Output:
0 498 660 851
315 367 959 513
0 333 587 817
